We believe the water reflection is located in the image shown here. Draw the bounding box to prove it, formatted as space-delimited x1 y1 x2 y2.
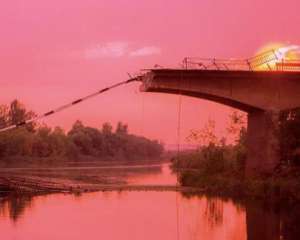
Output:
1 163 300 240
245 201 300 240
246 201 280 240
204 198 224 228
1 192 300 239
126 163 176 185
0 192 246 240
0 195 33 222
281 205 300 240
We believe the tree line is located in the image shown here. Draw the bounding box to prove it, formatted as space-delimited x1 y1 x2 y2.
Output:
0 100 164 165
172 109 300 202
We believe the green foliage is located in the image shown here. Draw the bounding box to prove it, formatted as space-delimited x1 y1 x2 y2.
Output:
175 109 300 202
279 108 300 166
172 110 247 195
0 105 9 128
0 100 164 166
8 100 37 132
174 143 246 187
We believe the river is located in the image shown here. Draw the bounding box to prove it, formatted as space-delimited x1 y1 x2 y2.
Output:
0 163 299 240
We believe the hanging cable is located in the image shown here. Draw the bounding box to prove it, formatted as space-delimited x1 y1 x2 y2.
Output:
175 68 184 240
140 90 145 137
0 77 139 133
175 94 182 240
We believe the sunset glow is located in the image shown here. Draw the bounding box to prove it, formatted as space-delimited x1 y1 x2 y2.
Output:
0 0 299 146
255 43 300 70
1 1 300 240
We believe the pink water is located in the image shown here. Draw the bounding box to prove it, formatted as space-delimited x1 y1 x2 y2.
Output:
0 163 248 240
0 192 246 240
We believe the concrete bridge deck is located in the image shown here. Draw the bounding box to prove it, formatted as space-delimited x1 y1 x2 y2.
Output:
140 69 300 175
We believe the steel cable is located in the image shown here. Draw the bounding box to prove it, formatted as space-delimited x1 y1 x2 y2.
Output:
0 77 139 133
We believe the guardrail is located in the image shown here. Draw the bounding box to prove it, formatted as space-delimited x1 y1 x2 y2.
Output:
276 60 300 71
181 50 300 72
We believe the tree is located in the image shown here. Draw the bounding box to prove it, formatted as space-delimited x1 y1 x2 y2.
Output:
187 119 220 146
8 100 36 132
116 122 128 135
0 105 9 128
68 120 85 136
181 111 247 177
0 99 164 164
49 127 68 156
32 125 52 157
226 110 247 143
279 108 300 166
101 122 113 135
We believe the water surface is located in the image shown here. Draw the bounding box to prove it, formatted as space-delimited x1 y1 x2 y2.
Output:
0 163 299 240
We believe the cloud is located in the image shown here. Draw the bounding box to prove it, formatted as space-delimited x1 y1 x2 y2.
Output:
83 42 161 59
129 46 161 57
84 41 128 59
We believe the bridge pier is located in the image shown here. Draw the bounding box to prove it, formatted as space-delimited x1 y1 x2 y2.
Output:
246 110 280 175
140 69 300 176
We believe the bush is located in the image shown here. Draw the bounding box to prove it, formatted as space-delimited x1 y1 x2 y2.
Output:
0 100 164 166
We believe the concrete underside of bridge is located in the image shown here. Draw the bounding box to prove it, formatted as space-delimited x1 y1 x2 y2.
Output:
140 69 300 175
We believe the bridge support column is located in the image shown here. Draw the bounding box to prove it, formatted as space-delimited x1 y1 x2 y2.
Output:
246 110 280 175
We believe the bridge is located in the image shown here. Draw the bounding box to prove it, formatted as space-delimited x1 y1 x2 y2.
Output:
139 50 300 175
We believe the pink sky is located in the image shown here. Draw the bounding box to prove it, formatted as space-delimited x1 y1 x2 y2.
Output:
1 0 299 146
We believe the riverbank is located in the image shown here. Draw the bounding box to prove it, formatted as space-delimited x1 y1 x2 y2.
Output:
0 162 203 195
170 142 300 204
177 166 300 204
0 155 169 168
0 175 202 196
0 175 202 195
